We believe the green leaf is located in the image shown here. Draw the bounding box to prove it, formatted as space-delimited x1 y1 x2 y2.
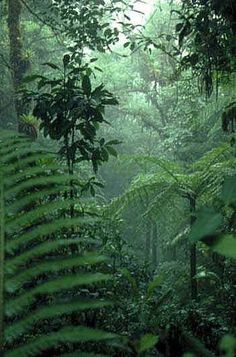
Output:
106 140 122 145
94 66 103 72
120 268 137 294
22 75 45 83
175 23 183 32
63 54 70 67
212 234 236 260
219 335 236 357
124 42 130 48
106 146 117 157
138 334 159 353
42 62 60 70
82 75 92 96
146 275 163 299
221 176 236 205
189 207 223 242
0 131 116 356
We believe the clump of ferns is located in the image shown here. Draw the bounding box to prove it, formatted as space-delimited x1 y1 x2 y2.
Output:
0 131 118 357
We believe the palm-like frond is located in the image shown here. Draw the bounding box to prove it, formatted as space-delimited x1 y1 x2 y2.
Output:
0 131 116 356
105 146 235 241
104 156 190 219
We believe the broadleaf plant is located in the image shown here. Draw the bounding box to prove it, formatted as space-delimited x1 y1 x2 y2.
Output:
21 54 119 176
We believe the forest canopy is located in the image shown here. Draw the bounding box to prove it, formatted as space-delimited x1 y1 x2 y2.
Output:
0 0 235 356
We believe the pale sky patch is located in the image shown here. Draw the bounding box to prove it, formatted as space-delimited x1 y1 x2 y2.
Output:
129 0 156 26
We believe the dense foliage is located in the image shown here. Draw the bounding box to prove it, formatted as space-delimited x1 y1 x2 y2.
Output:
0 0 235 356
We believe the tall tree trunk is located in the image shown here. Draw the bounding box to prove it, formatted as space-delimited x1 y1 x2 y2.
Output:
152 221 158 268
189 195 197 300
7 0 29 129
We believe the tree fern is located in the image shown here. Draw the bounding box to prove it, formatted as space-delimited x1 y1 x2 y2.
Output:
0 131 116 356
106 142 235 218
105 145 235 300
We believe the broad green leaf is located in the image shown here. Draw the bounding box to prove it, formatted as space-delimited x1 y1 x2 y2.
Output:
219 335 236 357
189 207 223 242
106 146 118 157
212 234 236 260
138 334 159 353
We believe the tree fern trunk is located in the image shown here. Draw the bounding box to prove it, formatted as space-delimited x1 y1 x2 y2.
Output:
152 222 158 268
0 174 4 357
145 223 151 262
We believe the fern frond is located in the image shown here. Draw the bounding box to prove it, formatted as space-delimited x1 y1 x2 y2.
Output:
5 174 75 198
5 218 95 254
8 186 70 214
190 143 232 171
5 326 117 357
5 253 109 293
6 198 82 233
0 131 117 356
5 163 60 187
6 299 112 343
6 272 110 317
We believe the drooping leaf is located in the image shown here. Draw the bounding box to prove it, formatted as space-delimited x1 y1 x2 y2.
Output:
42 62 60 70
82 75 92 96
22 75 45 83
221 176 236 205
106 146 117 158
212 234 236 260
189 207 223 243
138 334 159 353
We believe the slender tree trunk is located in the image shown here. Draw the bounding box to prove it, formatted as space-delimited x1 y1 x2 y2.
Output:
7 0 29 128
145 222 151 262
0 177 5 357
152 221 158 268
189 195 197 300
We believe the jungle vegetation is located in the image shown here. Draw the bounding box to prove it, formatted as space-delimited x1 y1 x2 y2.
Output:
0 0 235 356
